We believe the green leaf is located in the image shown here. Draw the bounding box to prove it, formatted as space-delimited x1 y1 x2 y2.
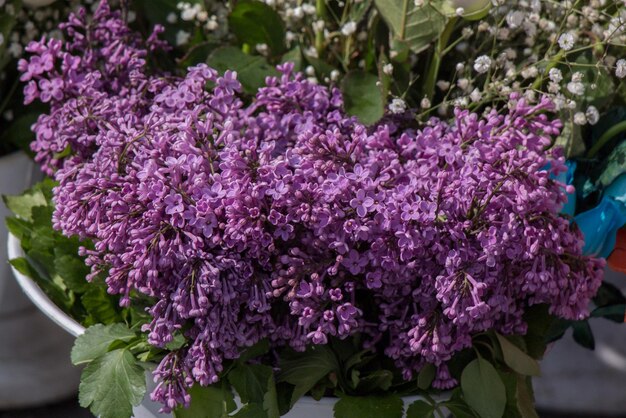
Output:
495 334 541 376
333 395 403 418
443 400 479 418
522 305 555 359
78 348 146 418
54 254 90 293
173 384 236 418
373 0 446 53
597 139 626 188
228 364 279 418
71 324 137 365
82 286 123 326
281 47 303 72
0 111 39 153
207 46 279 94
277 345 339 407
572 320 595 350
406 400 434 418
237 339 270 363
232 403 266 418
591 304 626 321
341 71 384 125
229 0 286 54
460 358 506 418
417 363 436 390
355 369 393 392
516 376 538 418
3 188 47 222
9 257 71 312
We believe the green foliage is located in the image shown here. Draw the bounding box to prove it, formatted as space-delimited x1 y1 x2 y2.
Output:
78 348 147 418
373 0 447 53
229 0 286 55
228 364 280 418
405 400 435 418
207 46 279 94
72 324 138 365
495 334 541 376
460 358 506 418
333 394 404 418
174 384 236 418
341 71 384 125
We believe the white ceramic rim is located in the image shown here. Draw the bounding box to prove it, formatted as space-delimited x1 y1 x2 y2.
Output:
7 232 85 337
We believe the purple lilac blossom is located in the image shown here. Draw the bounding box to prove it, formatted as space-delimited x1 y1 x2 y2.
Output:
21 2 605 411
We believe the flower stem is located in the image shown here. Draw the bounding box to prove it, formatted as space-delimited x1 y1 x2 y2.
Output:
423 17 457 100
587 120 626 158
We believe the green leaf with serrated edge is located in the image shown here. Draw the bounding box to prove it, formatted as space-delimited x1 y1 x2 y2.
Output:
81 286 122 326
277 345 339 407
373 0 446 53
78 349 146 418
9 257 71 311
333 395 403 418
417 363 436 390
173 384 236 418
229 0 286 54
572 320 595 349
72 324 137 365
443 400 479 418
516 375 539 418
461 358 506 418
3 188 47 222
406 400 434 418
341 71 384 125
495 334 540 376
206 46 279 94
54 254 90 293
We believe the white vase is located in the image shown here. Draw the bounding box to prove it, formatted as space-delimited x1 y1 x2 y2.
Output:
8 233 432 417
0 151 83 408
533 268 626 415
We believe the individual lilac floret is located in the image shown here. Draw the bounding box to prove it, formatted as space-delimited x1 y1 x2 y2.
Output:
21 3 605 411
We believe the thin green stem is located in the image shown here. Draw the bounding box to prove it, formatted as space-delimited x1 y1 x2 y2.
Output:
423 17 457 100
587 120 626 158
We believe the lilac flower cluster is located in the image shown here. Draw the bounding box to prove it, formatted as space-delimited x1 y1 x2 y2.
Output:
22 3 605 411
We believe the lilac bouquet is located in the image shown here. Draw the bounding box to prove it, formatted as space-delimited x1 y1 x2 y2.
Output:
5 2 611 418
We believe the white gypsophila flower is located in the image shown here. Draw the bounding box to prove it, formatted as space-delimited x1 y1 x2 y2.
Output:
341 21 357 36
457 78 470 90
549 68 563 83
304 46 318 58
521 66 538 79
206 18 218 31
8 42 22 58
455 7 465 16
553 95 566 111
420 97 431 109
470 88 482 102
574 112 587 125
312 20 325 32
462 27 473 38
291 6 304 19
456 62 465 72
558 32 574 50
586 106 600 125
256 43 269 55
389 98 407 114
197 10 209 22
454 97 469 107
548 81 560 93
166 12 178 23
616 59 626 78
567 81 585 96
176 30 191 46
383 63 394 76
307 77 318 84
414 0 424 6
506 11 524 28
473 55 491 74
437 80 451 91
572 71 584 82
302 4 316 15
286 31 296 42
305 65 315 76
330 69 340 81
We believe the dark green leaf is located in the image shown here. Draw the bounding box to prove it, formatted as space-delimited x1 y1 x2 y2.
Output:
207 46 279 94
460 358 506 418
229 0 285 54
443 399 479 418
173 384 236 418
78 349 146 418
417 363 436 390
406 400 434 418
54 254 90 293
523 305 555 359
228 364 279 418
232 403 266 418
516 376 538 418
591 304 626 321
82 286 123 326
373 0 446 53
572 320 595 349
333 395 403 418
341 71 384 125
277 345 339 407
237 339 270 363
355 369 393 392
495 334 541 376
0 112 39 153
597 138 626 188
71 324 137 365
281 47 302 72
9 257 71 312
